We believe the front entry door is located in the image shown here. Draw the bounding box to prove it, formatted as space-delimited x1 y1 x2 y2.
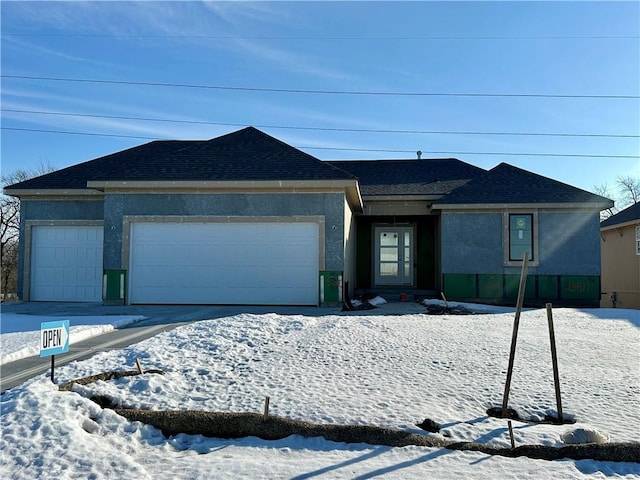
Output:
374 227 414 286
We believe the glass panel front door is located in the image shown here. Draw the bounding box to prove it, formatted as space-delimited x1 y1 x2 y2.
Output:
374 227 414 286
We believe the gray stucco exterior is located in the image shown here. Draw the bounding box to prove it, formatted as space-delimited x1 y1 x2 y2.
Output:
102 192 346 271
441 210 602 276
537 211 601 275
21 199 105 222
440 212 503 274
440 209 603 306
16 193 348 301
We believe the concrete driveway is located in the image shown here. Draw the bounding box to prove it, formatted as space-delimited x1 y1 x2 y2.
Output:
1 302 341 325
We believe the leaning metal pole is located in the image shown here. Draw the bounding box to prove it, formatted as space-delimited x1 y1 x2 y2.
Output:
502 251 530 414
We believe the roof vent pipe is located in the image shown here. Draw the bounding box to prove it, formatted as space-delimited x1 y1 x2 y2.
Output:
417 150 422 160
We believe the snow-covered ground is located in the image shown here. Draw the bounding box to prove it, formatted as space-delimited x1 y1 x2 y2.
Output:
1 313 145 365
1 302 639 479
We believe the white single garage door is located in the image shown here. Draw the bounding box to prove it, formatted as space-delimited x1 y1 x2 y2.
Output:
129 222 319 305
30 226 104 302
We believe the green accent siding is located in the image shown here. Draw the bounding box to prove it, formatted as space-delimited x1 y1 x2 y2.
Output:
538 275 559 300
479 274 503 299
444 274 476 298
104 269 126 304
505 275 536 300
442 273 600 307
561 276 600 300
320 271 342 303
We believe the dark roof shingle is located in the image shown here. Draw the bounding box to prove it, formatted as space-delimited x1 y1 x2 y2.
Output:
327 158 485 196
435 162 612 206
5 127 354 191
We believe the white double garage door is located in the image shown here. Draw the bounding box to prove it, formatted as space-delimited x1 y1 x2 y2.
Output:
30 222 320 305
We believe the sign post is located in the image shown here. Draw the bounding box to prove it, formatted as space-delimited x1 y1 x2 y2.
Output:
40 320 70 383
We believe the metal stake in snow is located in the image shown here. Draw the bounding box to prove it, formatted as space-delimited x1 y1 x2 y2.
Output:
546 303 564 422
263 396 271 420
502 252 529 414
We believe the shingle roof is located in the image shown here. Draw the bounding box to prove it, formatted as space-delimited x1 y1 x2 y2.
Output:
435 162 612 206
3 127 616 211
5 127 354 191
600 202 640 228
327 158 485 196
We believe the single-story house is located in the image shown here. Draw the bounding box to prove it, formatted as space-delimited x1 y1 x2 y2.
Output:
4 126 613 307
600 202 640 309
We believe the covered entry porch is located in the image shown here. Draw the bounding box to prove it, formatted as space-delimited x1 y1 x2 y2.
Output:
353 215 439 300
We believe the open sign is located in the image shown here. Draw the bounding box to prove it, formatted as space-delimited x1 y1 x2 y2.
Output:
40 320 70 357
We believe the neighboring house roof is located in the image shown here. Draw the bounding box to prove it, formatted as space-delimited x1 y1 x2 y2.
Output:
434 162 613 208
326 158 485 196
600 202 640 229
4 127 354 191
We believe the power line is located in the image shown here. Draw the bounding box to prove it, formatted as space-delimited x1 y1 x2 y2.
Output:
3 33 638 40
3 108 638 139
3 126 638 159
3 126 157 140
3 75 637 99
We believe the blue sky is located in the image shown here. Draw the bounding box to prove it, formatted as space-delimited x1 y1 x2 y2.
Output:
2 1 639 195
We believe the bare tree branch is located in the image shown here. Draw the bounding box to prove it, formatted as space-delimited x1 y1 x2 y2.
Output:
593 183 615 220
594 177 640 220
616 175 640 205
1 162 56 297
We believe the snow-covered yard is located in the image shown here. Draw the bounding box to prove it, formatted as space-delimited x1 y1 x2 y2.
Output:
1 303 639 479
1 313 145 365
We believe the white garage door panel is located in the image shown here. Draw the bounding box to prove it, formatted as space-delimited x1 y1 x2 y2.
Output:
129 222 319 305
31 226 103 302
